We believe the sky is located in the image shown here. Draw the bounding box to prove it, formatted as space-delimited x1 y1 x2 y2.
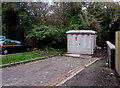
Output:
31 0 120 5
114 0 120 2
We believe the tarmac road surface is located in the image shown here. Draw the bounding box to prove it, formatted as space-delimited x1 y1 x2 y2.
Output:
2 54 99 86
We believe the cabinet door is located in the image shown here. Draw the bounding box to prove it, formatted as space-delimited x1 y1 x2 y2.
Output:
67 35 70 53
77 35 92 54
68 34 93 54
74 35 80 53
68 34 79 53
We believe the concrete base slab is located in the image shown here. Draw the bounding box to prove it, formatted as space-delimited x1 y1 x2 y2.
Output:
65 54 81 58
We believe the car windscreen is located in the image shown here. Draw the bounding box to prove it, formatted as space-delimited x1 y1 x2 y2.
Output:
0 41 4 45
14 41 21 45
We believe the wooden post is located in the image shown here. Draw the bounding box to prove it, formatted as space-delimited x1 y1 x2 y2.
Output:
115 31 120 75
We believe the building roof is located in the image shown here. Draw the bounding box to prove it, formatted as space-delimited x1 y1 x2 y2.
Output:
66 30 97 34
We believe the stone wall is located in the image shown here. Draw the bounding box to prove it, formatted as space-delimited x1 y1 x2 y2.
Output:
106 41 115 69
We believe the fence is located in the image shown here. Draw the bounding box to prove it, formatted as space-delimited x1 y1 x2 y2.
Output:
115 31 120 75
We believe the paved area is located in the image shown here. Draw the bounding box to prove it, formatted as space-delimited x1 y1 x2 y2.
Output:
62 59 120 86
2 54 99 86
62 50 120 86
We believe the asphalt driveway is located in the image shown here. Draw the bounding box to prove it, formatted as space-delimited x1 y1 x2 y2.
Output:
62 59 120 86
2 54 100 86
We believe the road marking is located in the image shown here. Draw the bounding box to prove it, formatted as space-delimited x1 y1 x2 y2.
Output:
44 74 66 86
56 59 98 86
56 67 84 86
43 59 98 86
44 66 84 86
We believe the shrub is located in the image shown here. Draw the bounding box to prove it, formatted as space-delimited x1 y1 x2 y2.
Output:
26 25 67 49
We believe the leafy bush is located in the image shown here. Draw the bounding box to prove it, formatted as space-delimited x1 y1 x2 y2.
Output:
26 25 67 49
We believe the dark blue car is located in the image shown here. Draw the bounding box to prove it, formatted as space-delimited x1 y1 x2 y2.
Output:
0 39 32 54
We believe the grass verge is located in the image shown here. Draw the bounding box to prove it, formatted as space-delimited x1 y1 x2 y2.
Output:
0 48 65 65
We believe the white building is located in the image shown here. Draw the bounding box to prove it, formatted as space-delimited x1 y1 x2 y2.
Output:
66 30 97 54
